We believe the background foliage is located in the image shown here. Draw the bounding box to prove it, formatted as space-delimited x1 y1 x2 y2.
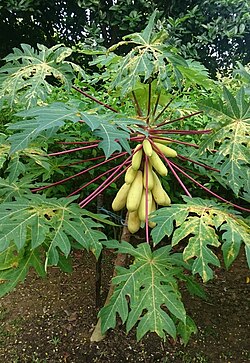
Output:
0 0 250 74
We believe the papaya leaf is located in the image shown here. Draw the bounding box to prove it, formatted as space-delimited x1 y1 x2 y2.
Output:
8 103 144 158
108 12 212 96
8 102 81 153
99 241 187 340
0 135 9 168
0 242 23 271
6 155 26 183
0 43 84 109
0 177 33 202
0 194 107 260
151 197 250 281
219 217 250 269
200 87 250 196
0 246 46 297
177 316 197 346
0 195 112 296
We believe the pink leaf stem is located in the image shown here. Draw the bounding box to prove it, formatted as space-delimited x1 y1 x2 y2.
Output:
177 155 220 172
145 156 150 244
169 161 250 213
132 91 143 117
146 83 151 123
72 86 118 113
56 140 100 145
31 152 127 192
152 93 161 118
169 163 208 178
64 151 128 167
149 135 199 148
151 143 192 197
150 129 212 135
79 156 132 208
155 111 203 128
165 160 192 198
61 155 105 167
130 136 145 142
154 98 173 122
48 143 99 156
68 164 120 197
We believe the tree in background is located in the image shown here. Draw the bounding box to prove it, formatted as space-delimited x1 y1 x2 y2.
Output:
0 0 249 73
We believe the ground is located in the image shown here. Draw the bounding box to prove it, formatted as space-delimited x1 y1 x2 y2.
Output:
0 248 249 363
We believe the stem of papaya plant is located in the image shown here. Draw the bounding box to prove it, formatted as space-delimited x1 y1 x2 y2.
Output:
149 135 199 148
31 152 128 192
177 155 220 172
64 152 127 167
150 129 212 135
90 213 131 342
68 164 121 197
72 85 119 113
56 140 100 145
130 136 145 142
169 161 250 213
79 156 132 208
152 92 161 118
48 143 99 156
132 91 143 117
62 155 105 167
154 98 173 122
170 163 208 178
145 155 149 244
154 111 203 128
146 83 151 123
165 160 192 198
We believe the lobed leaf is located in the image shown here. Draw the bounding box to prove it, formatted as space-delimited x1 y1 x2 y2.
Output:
151 197 250 281
0 194 109 296
0 43 82 108
99 241 187 340
8 103 144 158
200 87 250 196
0 247 46 298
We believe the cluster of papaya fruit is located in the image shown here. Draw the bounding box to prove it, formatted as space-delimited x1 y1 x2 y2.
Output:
112 138 177 233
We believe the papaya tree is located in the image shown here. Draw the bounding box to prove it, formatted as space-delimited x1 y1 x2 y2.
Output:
0 12 249 344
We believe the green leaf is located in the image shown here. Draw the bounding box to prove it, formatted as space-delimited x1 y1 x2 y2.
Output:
220 217 250 269
173 215 221 282
151 197 250 281
8 103 143 158
200 87 250 196
107 12 211 96
99 241 186 340
6 155 26 182
150 206 189 245
0 195 108 296
0 136 10 168
130 10 157 44
0 194 107 260
0 43 83 108
177 316 197 346
63 217 106 258
0 243 23 271
8 102 81 153
0 247 45 297
0 177 33 202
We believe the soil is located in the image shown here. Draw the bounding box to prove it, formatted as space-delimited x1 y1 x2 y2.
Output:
0 248 249 363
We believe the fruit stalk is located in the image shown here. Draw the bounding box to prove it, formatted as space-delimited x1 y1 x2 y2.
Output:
145 155 150 243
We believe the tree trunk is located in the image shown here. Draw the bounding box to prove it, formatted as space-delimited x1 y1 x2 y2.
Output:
90 213 130 342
